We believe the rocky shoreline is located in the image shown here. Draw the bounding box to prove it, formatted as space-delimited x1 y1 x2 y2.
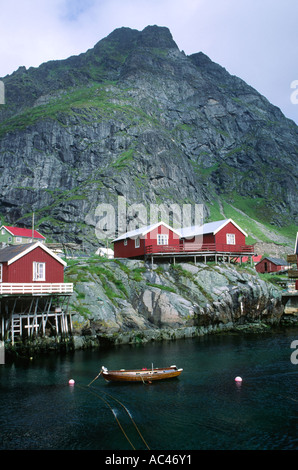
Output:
4 258 297 359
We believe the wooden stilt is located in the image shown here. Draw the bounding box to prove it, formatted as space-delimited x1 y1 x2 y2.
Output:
1 292 72 342
55 313 59 335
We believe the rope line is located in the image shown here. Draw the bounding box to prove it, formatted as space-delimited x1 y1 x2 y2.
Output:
88 370 151 447
87 370 102 387
75 371 151 451
96 387 151 450
77 384 137 450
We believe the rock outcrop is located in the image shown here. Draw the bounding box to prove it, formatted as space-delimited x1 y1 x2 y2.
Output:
66 259 284 346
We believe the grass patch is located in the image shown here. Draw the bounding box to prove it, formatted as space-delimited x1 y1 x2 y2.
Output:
146 283 176 293
131 267 147 282
257 272 284 288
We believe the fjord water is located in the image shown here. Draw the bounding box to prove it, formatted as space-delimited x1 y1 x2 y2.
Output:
0 329 297 450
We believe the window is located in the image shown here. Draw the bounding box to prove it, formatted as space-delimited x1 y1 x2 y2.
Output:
226 233 236 245
135 238 140 248
33 262 45 281
124 239 127 246
15 237 22 243
0 264 2 282
157 234 169 245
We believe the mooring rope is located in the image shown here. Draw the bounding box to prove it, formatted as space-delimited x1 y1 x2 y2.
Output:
97 388 151 450
75 371 151 450
87 370 102 387
77 384 137 450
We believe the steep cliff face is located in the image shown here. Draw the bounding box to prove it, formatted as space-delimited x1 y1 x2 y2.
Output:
0 26 297 248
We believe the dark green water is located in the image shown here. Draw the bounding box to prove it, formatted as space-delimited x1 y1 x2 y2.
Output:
0 328 297 450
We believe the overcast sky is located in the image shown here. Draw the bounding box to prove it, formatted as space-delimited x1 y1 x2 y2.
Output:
1 0 298 123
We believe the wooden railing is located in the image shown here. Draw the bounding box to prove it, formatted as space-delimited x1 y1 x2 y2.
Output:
0 283 73 295
145 243 254 254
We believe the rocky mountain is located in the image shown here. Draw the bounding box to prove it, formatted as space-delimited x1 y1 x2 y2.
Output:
0 25 297 250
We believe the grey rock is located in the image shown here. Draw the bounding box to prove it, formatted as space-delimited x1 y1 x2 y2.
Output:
68 259 284 347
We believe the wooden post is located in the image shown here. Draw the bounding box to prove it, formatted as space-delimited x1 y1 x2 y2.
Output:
55 313 59 335
43 296 53 336
64 313 68 334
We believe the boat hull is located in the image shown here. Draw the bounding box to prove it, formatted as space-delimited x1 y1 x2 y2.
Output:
101 366 183 383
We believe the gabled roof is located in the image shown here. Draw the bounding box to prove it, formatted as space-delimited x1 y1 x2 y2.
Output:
177 219 248 239
1 226 45 239
0 242 66 266
257 256 288 266
113 221 181 242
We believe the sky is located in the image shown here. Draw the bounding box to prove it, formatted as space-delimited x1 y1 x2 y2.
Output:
0 0 298 123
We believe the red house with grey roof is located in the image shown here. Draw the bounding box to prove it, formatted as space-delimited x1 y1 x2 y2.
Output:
0 242 72 294
113 221 181 258
113 219 254 260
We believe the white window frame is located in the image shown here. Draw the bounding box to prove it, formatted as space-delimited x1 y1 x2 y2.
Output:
135 238 140 248
157 234 169 245
0 264 2 282
15 237 22 243
226 233 236 245
124 239 127 246
33 262 46 281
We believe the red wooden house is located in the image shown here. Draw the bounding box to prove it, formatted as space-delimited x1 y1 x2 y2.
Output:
0 242 73 343
255 257 288 274
113 218 254 260
0 242 72 294
113 222 181 258
177 219 250 253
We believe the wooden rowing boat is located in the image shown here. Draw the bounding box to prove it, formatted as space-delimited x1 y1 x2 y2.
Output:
101 365 183 383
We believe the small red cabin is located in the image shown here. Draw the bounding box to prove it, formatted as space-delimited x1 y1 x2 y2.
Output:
113 222 181 258
255 257 288 274
0 242 66 284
